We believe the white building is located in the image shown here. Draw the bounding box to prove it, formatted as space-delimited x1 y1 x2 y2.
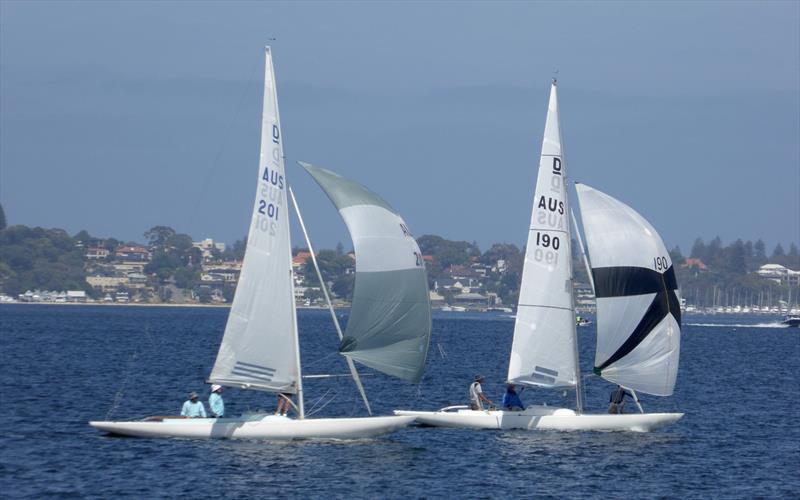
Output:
757 264 800 286
193 238 226 261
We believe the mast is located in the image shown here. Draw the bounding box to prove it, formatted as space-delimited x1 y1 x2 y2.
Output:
558 87 583 414
570 208 594 292
268 45 304 419
289 239 305 419
289 186 373 415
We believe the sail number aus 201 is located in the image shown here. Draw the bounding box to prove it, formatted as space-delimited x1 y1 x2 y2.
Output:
256 124 284 236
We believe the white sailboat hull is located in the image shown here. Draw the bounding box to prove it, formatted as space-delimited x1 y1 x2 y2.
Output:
90 414 416 440
394 405 682 432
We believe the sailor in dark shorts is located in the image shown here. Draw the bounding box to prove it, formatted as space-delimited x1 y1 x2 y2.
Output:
608 385 633 414
275 392 293 416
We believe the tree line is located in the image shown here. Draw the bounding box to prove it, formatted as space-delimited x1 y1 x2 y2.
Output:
0 201 797 307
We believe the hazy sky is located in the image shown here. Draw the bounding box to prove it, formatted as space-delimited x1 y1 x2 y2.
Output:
1 1 798 254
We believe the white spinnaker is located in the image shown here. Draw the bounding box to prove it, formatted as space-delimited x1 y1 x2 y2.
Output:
507 82 578 388
209 47 300 393
575 183 680 396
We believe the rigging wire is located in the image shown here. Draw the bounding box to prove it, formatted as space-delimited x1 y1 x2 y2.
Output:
105 323 157 419
185 58 261 235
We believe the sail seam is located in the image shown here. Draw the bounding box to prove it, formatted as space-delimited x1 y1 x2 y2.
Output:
517 304 572 311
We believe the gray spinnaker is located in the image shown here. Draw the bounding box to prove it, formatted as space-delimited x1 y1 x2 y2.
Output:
300 162 431 383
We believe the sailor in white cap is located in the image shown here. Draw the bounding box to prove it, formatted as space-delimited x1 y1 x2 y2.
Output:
209 384 225 418
181 391 207 418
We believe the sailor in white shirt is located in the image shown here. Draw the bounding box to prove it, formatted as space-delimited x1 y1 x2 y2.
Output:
469 375 492 410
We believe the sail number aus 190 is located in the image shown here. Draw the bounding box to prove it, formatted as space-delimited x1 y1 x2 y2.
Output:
533 232 559 265
654 256 669 271
535 232 560 249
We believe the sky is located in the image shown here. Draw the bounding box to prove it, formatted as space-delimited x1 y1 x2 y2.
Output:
1 1 798 255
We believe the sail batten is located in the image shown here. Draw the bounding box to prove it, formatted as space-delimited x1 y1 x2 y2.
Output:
576 183 681 396
300 162 431 383
209 47 300 394
507 82 579 389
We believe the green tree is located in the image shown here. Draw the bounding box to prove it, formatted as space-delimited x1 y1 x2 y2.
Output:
74 230 91 245
417 234 480 272
174 267 199 289
0 203 6 230
754 239 767 266
303 250 353 286
332 274 355 299
0 225 90 295
165 233 193 254
304 287 323 302
196 287 213 303
144 226 176 248
690 238 706 260
103 238 120 252
669 246 685 266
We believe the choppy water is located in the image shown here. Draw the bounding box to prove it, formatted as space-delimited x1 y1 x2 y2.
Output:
1 305 798 498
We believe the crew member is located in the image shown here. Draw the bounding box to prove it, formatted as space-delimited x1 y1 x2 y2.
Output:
181 392 207 418
209 384 225 418
469 375 492 410
502 383 525 411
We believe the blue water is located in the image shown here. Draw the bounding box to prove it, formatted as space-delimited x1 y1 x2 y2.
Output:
1 305 798 498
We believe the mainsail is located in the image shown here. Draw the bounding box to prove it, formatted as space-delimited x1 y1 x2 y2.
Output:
575 183 681 396
300 162 431 383
209 47 300 393
507 81 579 388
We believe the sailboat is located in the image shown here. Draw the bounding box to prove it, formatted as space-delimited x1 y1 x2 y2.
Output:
90 47 430 439
395 80 683 432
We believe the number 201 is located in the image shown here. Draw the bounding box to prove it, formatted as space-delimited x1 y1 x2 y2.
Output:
258 201 279 219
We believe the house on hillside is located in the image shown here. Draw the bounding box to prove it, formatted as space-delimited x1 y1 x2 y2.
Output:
451 292 489 310
85 247 110 260
193 238 226 261
292 251 312 270
116 246 151 262
86 276 129 292
757 264 800 286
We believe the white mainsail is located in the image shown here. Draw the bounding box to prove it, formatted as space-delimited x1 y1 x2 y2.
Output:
575 183 681 396
300 162 431 383
507 82 579 389
209 47 300 394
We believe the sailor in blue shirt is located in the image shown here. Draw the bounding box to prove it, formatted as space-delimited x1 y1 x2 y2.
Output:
502 383 525 411
181 392 207 418
209 385 225 418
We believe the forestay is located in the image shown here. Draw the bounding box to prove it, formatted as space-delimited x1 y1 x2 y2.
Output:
209 47 300 393
507 82 579 389
575 183 681 396
301 162 431 383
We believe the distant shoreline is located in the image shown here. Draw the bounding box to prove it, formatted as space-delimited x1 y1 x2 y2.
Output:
0 301 341 310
